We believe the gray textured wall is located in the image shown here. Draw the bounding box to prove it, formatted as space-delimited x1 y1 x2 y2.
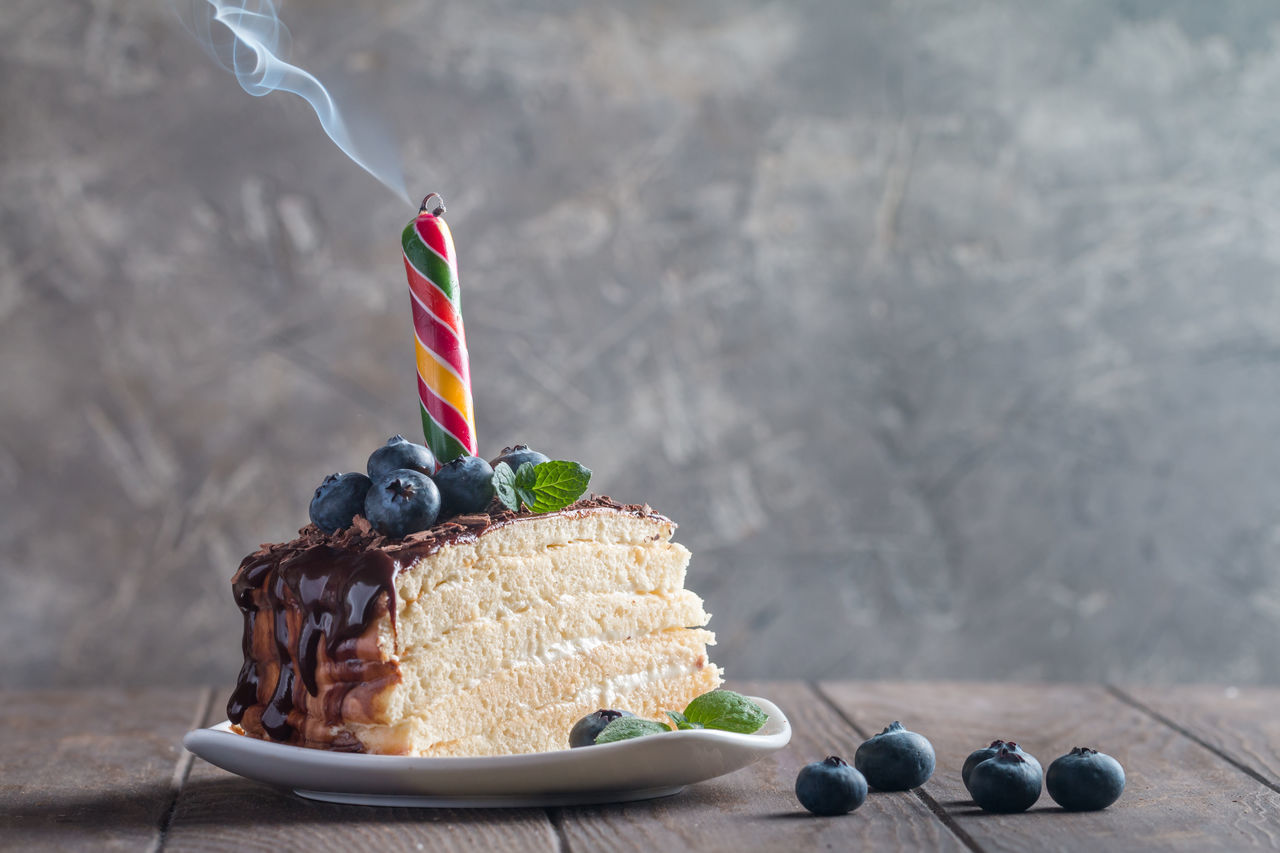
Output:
2 0 1278 688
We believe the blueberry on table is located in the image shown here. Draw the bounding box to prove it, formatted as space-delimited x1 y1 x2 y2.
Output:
853 721 936 791
795 756 868 816
568 709 635 748
489 444 550 472
364 470 441 538
368 434 438 480
308 472 373 533
1046 747 1125 811
962 739 1041 792
968 747 1043 813
432 455 495 517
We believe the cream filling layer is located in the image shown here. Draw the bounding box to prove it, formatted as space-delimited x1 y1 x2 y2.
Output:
461 635 612 688
573 662 698 708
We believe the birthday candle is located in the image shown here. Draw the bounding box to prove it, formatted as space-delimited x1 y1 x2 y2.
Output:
401 193 477 464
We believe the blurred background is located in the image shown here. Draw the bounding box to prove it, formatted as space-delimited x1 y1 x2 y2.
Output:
2 0 1277 689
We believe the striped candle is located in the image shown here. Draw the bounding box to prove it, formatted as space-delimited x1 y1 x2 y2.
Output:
401 193 477 464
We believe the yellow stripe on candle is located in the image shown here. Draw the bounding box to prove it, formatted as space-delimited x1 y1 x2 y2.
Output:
415 338 474 423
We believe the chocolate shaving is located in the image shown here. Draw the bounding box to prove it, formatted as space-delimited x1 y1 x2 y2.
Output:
240 496 670 577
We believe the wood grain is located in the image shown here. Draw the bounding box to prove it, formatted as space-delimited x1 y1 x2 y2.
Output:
1117 685 1280 790
5 683 1279 851
161 688 559 853
0 687 208 852
819 681 1280 852
553 680 967 853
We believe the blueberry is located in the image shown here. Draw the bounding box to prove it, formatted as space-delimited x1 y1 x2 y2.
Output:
368 434 437 480
969 747 1043 813
853 721 935 791
568 709 636 748
1046 747 1125 811
364 470 440 538
432 455 495 517
489 444 550 472
308 472 373 533
795 755 868 816
962 740 1042 793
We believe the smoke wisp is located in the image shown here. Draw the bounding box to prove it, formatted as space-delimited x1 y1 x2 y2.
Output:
173 0 409 203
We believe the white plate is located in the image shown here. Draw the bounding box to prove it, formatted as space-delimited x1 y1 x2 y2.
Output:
183 695 790 807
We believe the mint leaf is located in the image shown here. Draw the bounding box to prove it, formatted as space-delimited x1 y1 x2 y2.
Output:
516 460 591 513
594 717 671 744
495 459 592 513
683 689 768 734
492 462 520 512
512 461 538 510
665 710 701 731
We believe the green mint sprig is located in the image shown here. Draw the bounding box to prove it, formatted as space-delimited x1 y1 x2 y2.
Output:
493 460 591 513
595 717 671 744
666 711 702 731
492 461 520 510
593 690 768 744
683 689 769 734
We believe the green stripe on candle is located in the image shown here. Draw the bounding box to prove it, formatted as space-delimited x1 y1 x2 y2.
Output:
421 405 470 464
402 224 458 303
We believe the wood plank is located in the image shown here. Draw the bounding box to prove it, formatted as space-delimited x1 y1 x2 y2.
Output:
161 687 559 853
1117 685 1280 790
554 680 967 853
819 681 1280 852
0 686 209 852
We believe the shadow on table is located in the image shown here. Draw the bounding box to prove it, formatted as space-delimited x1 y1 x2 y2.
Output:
553 775 794 820
946 804 1072 817
1 783 174 835
170 777 555 825
6 773 793 833
3 778 554 832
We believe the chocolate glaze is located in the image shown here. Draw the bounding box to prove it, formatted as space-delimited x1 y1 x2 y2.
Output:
228 496 667 748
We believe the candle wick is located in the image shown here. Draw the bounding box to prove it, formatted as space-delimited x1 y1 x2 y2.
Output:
419 193 446 217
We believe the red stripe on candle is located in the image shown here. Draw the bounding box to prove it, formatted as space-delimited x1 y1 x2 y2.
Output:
414 217 453 263
403 256 462 334
410 299 469 379
417 374 474 451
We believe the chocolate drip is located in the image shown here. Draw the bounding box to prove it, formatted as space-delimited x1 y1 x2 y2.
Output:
276 546 398 696
226 495 666 746
226 659 259 724
227 556 273 723
228 545 399 741
260 664 295 741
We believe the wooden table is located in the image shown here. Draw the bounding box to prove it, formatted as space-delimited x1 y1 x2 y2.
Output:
5 681 1279 851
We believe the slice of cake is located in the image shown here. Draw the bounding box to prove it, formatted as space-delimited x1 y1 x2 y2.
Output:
228 496 722 756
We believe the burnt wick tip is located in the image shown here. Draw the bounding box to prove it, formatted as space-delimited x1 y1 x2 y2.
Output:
419 193 446 216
